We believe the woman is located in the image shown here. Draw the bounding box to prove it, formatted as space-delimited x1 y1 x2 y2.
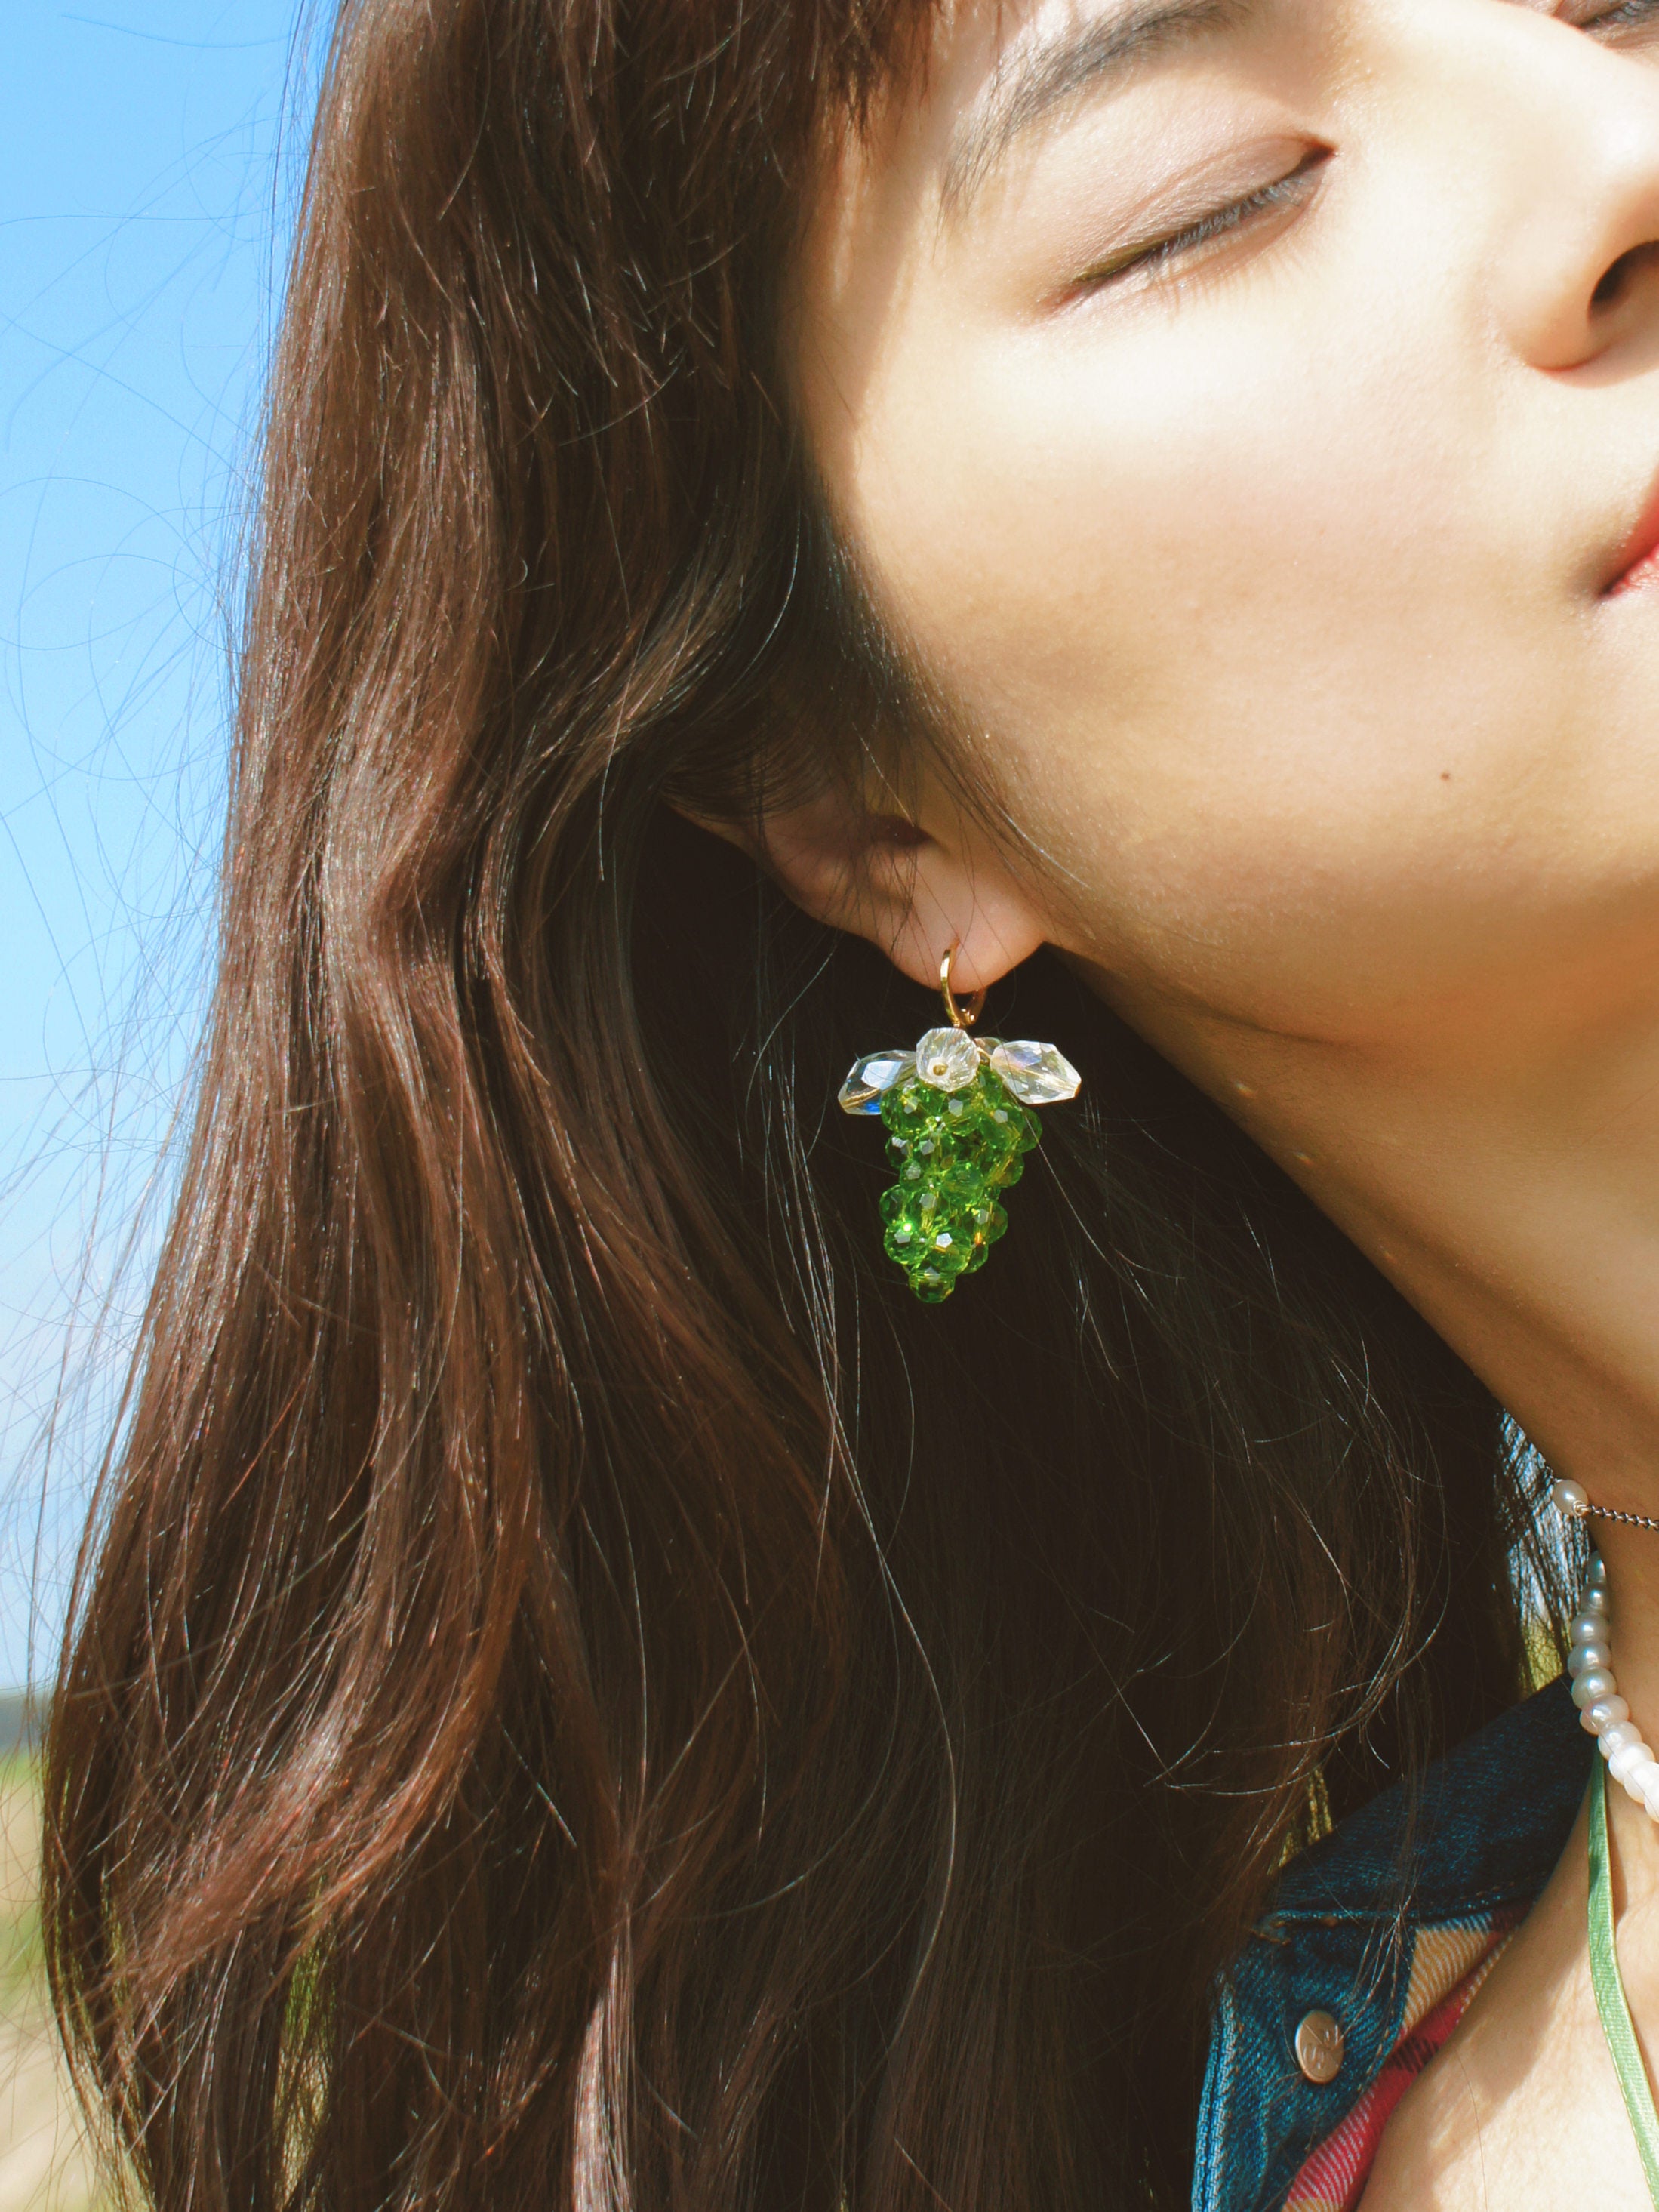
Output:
41 0 1659 2204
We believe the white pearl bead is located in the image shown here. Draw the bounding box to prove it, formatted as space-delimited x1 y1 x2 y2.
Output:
1564 1565 1659 1830
1609 1739 1650 1783
1554 1478 1590 1515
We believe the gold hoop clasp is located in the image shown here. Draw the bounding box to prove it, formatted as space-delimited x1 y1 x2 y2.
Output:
940 944 986 1031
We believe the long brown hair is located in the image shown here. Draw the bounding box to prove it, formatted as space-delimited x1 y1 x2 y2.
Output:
42 3 1569 2207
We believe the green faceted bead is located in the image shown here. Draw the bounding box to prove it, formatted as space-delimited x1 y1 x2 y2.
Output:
952 1085 1016 1162
989 1150 1024 1190
911 1268 956 1304
937 1089 980 1135
939 1158 988 1206
882 1080 946 1136
881 1178 946 1268
916 1213 974 1277
967 1197 1008 1248
885 1214 925 1266
951 1197 1007 1278
893 1141 954 1191
885 1103 955 1175
991 1107 1040 1158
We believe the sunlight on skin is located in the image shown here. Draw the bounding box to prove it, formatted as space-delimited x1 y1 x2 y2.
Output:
785 0 1659 1560
766 2 1659 2199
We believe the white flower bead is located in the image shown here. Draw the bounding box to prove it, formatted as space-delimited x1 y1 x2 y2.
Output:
1574 1671 1617 1708
913 1027 980 1093
1553 1478 1590 1515
1587 1695 1631 1733
1570 1644 1611 1678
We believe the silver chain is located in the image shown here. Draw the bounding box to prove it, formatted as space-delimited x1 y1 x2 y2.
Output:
1579 1502 1659 1536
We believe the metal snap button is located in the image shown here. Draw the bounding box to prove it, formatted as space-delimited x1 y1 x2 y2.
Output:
1294 2010 1344 2084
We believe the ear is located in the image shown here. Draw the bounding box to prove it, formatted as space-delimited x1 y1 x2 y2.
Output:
688 785 1046 996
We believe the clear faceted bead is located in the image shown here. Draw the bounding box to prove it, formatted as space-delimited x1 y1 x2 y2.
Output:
839 1049 916 1115
913 1027 981 1092
989 1039 1081 1105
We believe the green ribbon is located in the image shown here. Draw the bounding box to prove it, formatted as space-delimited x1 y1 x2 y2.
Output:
1590 1755 1659 2207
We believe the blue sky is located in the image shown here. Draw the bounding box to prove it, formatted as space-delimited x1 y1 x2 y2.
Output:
0 2 314 1686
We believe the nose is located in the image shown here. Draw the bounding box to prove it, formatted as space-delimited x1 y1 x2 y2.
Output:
1464 6 1659 374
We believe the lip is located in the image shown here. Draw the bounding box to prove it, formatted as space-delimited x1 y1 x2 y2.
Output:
1605 472 1659 596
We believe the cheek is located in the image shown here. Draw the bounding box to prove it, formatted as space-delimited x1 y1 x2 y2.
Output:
851 282 1485 759
834 294 1601 1034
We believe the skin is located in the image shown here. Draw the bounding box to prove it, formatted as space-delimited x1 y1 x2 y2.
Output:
760 0 1659 2200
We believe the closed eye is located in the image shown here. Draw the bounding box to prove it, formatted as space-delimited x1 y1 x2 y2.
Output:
1070 148 1331 300
1559 0 1659 34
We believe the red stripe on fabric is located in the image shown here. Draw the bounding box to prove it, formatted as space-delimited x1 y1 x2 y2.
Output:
1281 1916 1519 2212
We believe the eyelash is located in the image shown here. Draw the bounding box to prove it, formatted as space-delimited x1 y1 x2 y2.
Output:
1077 0 1659 300
1077 149 1329 297
1567 0 1659 29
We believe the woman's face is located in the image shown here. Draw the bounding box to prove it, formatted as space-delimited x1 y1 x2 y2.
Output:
792 0 1659 1063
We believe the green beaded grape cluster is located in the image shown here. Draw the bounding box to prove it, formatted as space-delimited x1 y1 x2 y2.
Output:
877 1063 1041 1302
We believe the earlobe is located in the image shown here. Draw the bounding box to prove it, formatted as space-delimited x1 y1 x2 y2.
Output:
761 794 1047 996
669 789 1049 998
873 854 1045 997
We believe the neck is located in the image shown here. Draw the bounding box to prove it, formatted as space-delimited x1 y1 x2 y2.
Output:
1106 960 1659 1722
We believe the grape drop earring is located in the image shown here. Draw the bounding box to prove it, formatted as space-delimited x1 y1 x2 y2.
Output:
838 949 1081 1303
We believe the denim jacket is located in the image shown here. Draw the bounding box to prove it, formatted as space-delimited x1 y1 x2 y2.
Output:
1191 1676 1593 2212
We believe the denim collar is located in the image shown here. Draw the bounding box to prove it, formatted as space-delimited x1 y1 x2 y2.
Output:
1191 1676 1593 2212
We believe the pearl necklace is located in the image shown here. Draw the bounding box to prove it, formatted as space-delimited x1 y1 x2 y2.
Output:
1550 1481 1659 2192
1555 1477 1659 1820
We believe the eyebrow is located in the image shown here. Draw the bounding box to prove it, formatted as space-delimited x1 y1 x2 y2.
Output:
941 0 1258 217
